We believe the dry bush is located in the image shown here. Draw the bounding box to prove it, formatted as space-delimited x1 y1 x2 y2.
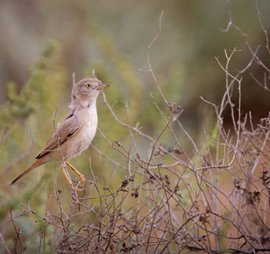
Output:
2 1 270 254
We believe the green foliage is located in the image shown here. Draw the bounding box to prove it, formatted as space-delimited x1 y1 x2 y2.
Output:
0 42 69 248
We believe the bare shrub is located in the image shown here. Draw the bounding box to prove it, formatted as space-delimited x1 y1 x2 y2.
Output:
3 1 270 253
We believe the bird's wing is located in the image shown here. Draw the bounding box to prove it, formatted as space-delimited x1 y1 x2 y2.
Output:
36 109 80 159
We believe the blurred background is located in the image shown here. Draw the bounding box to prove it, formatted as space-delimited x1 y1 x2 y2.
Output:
1 0 270 123
1 0 270 251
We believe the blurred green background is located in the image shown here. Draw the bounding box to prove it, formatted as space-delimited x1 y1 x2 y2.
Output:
1 0 270 252
1 0 270 121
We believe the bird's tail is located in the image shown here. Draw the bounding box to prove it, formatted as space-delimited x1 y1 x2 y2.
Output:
10 157 45 185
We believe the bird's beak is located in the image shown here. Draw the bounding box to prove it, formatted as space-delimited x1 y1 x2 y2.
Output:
97 83 110 90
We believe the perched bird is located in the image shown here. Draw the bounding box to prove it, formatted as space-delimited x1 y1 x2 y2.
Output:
10 78 109 190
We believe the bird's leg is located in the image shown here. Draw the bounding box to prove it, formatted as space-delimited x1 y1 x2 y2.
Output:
61 167 72 187
66 161 85 182
61 166 83 191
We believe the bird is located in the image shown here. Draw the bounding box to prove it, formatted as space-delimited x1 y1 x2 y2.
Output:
10 78 109 190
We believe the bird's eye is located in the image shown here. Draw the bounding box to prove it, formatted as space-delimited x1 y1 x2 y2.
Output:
85 83 91 88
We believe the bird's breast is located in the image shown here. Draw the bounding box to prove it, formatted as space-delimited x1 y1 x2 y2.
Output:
67 105 98 159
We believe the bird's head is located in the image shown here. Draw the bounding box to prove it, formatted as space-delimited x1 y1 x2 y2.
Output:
70 78 109 109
